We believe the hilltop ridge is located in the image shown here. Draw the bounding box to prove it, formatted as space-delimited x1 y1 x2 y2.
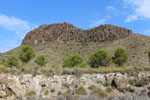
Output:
22 22 132 45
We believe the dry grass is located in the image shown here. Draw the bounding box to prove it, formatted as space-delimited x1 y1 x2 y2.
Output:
0 65 14 73
44 90 49 96
1 64 150 74
62 91 72 99
38 66 51 73
75 86 87 95
79 66 133 74
88 85 97 90
105 86 113 93
23 66 31 73
93 88 107 98
128 78 135 85
25 90 36 96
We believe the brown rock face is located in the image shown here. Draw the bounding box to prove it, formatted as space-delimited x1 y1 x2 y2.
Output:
22 22 132 45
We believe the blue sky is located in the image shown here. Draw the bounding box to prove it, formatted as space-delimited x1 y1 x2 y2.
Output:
0 0 150 53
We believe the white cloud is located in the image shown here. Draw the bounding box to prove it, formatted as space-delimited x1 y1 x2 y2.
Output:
0 14 38 37
0 14 38 53
107 6 116 12
125 15 138 22
124 0 150 22
90 19 107 27
144 30 150 36
90 15 110 27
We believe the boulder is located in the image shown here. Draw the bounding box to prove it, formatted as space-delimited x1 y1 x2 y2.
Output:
105 73 115 85
0 75 24 97
113 73 128 91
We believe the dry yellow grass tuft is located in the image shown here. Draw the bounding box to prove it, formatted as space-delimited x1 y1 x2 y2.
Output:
106 86 113 93
25 90 36 96
76 86 87 95
93 88 107 98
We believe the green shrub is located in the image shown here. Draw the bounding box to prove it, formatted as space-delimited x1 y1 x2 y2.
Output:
63 54 83 68
6 55 18 67
79 62 88 68
88 49 112 68
35 55 48 66
113 47 128 66
19 46 35 63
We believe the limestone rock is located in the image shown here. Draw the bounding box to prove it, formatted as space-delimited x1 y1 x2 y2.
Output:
113 73 128 90
0 75 24 97
105 73 115 85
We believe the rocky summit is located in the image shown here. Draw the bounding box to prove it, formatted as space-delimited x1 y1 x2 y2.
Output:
22 22 132 45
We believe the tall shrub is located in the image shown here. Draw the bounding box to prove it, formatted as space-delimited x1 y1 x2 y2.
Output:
113 47 128 66
6 55 18 67
88 49 112 68
35 55 48 66
19 46 35 63
63 54 83 68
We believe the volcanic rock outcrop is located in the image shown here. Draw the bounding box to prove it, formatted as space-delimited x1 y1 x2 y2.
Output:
22 22 132 45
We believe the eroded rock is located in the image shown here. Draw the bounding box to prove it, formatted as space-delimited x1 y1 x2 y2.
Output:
22 23 132 45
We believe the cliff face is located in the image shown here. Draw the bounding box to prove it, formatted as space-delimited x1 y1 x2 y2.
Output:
22 23 132 45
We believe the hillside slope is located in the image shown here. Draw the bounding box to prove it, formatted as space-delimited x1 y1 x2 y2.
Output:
0 23 150 67
1 34 150 67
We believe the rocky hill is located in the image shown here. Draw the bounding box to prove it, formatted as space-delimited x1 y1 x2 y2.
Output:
1 23 150 100
22 22 132 45
1 23 150 67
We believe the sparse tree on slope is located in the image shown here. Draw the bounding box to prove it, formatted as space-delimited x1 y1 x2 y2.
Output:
19 46 35 63
113 47 128 67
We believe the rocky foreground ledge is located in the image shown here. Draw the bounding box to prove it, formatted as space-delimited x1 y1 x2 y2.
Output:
1 72 150 100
